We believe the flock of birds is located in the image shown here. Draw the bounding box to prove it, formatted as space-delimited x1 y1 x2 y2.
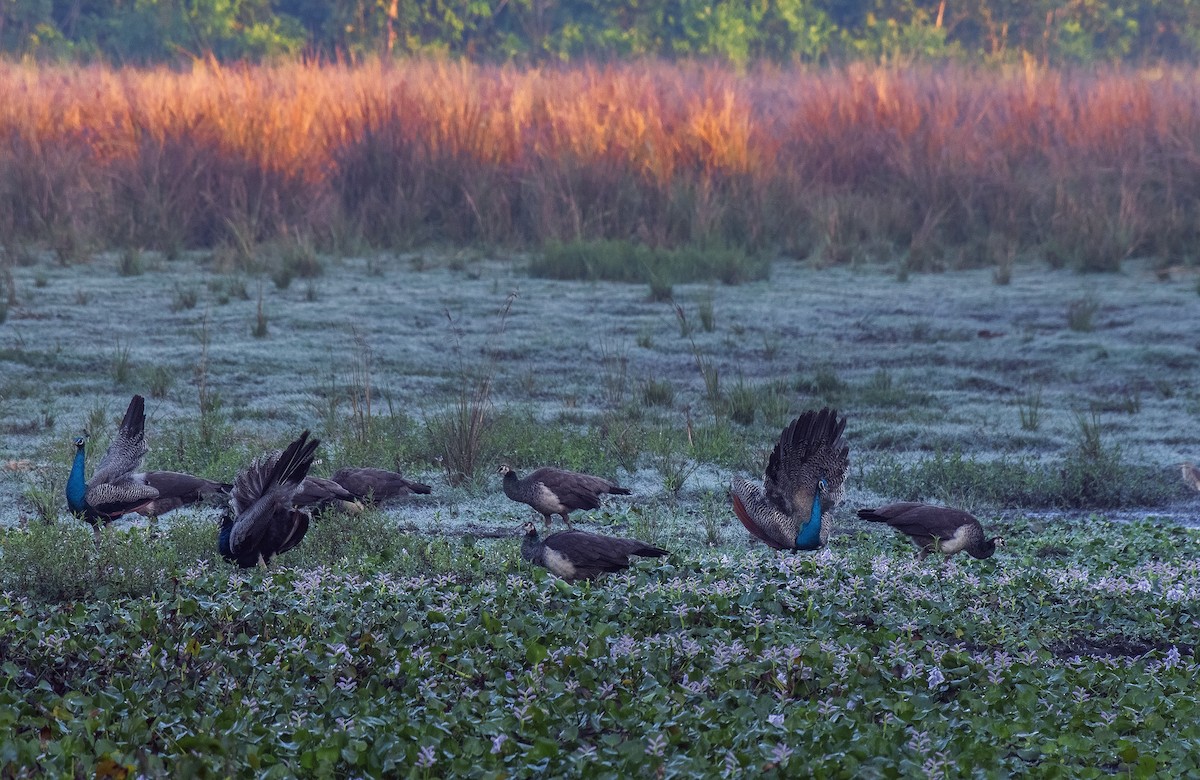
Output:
66 395 1005 579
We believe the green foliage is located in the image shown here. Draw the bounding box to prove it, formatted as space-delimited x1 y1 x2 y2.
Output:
1067 296 1100 332
0 516 1197 777
864 444 1182 510
531 241 768 287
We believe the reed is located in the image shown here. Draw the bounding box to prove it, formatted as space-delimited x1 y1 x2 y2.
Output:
2 61 1198 272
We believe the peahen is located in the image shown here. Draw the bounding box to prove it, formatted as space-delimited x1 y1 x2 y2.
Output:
520 521 667 582
499 464 631 528
68 394 229 523
331 467 433 504
1180 462 1200 492
857 503 1003 561
136 472 232 517
219 431 319 568
293 475 365 515
730 407 849 551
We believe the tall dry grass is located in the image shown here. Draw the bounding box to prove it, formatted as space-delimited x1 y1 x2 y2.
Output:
3 60 1200 270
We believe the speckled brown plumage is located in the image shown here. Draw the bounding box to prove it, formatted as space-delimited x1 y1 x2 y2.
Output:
858 502 1002 561
331 467 433 503
520 522 667 582
499 464 631 528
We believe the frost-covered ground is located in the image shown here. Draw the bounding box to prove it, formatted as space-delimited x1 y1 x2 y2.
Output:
1 251 1198 533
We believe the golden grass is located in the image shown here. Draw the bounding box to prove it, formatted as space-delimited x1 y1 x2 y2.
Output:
3 60 1200 269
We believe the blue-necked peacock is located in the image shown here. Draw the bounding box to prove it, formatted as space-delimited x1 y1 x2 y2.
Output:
730 407 849 551
67 394 231 523
67 394 158 523
219 430 319 568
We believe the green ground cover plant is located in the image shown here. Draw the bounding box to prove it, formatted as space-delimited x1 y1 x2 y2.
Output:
0 516 1196 777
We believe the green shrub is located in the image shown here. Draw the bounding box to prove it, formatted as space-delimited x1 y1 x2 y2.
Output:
531 240 768 286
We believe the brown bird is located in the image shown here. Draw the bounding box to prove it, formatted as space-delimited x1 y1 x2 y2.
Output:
136 472 232 517
730 408 849 551
499 464 631 528
331 467 433 503
293 476 364 515
857 502 1003 562
1179 462 1200 492
520 522 667 582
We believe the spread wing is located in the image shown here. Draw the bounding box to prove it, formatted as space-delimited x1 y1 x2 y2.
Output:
90 395 149 485
230 431 319 555
763 407 848 518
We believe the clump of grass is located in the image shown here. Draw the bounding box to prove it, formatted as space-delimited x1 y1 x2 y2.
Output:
428 292 517 486
726 377 757 426
1019 388 1042 431
599 340 628 408
532 241 768 286
110 339 133 384
118 247 144 276
673 302 693 337
641 378 675 407
268 235 323 290
797 366 846 404
171 283 199 312
649 428 700 496
346 327 375 446
697 293 715 332
22 467 64 525
647 277 674 303
252 286 268 338
209 276 249 305
146 365 174 399
1066 296 1099 332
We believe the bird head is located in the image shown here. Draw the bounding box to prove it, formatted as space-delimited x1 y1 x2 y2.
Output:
498 464 517 479
816 477 829 494
974 536 1004 559
521 521 539 540
72 435 87 450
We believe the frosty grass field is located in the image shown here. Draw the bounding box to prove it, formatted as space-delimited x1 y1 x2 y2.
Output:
0 251 1198 777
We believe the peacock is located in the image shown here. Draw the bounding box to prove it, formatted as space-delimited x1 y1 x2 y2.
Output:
730 407 849 551
520 522 667 582
857 502 1003 561
331 467 433 504
219 430 319 568
68 394 229 523
499 464 631 528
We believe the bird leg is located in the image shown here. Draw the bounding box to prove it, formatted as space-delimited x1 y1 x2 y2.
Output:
542 513 553 527
560 513 573 529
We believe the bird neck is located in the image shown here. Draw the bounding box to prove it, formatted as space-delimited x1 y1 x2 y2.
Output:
66 445 88 512
217 517 234 560
520 531 540 561
794 491 823 551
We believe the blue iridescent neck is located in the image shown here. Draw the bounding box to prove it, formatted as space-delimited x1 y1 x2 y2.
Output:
66 444 88 513
218 518 235 560
794 491 823 551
